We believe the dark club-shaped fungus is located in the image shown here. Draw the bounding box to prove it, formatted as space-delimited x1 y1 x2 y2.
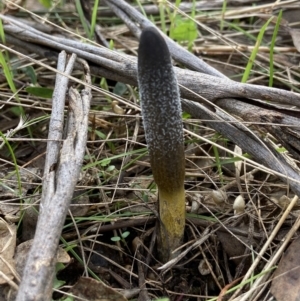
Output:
138 27 185 262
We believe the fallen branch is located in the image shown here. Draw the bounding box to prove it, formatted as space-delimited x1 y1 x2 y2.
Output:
2 14 300 108
15 52 92 300
215 98 300 161
181 98 300 197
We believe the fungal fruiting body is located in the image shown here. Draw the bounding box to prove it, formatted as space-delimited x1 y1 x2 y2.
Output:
138 27 185 262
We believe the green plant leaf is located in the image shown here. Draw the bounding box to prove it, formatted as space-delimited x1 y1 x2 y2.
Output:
75 0 90 38
121 231 130 239
276 147 287 153
113 82 127 96
182 111 191 119
0 52 16 94
26 87 53 99
23 66 37 85
100 158 111 167
62 297 74 301
56 262 65 273
106 165 115 172
111 236 121 242
10 107 23 116
0 131 22 196
53 278 65 289
0 18 5 44
170 16 198 43
38 0 52 9
53 263 66 289
142 194 149 202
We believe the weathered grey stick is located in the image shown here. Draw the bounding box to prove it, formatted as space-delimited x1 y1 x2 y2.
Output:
2 16 300 108
104 0 226 78
215 98 300 160
181 98 300 197
99 1 228 17
16 53 92 300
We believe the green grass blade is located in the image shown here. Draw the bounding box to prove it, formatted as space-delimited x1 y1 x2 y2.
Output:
212 144 223 184
75 0 90 38
90 0 100 39
135 0 147 17
0 49 30 136
60 237 101 281
242 16 274 83
227 21 257 42
0 131 22 196
0 50 17 94
0 41 28 124
82 148 147 171
269 10 282 87
0 18 5 44
158 1 167 34
220 0 227 31
206 266 276 301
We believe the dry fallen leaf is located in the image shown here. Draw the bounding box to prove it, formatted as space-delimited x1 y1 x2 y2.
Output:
0 219 17 284
217 223 253 275
15 239 70 278
69 190 90 217
69 277 128 301
271 236 300 301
